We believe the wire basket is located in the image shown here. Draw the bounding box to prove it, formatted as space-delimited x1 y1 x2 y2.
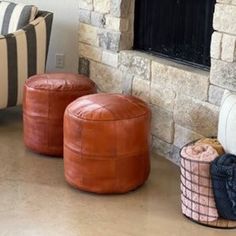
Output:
180 140 236 229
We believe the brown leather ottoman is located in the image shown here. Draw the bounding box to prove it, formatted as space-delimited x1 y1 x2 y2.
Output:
64 93 151 194
23 73 97 157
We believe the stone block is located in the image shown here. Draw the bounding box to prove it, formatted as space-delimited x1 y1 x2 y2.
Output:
98 30 121 52
110 0 132 17
174 124 204 149
79 9 91 24
132 77 150 103
174 95 219 137
91 11 105 28
151 106 174 144
211 32 222 59
105 15 120 31
79 0 93 10
102 50 119 67
94 0 110 13
170 146 181 165
152 136 179 165
119 50 151 80
213 4 236 35
208 85 225 106
90 61 122 93
152 59 209 101
221 34 236 62
210 59 236 92
79 23 98 46
122 73 134 95
105 15 129 32
79 43 102 62
150 82 176 112
217 0 232 3
152 136 173 159
78 57 90 77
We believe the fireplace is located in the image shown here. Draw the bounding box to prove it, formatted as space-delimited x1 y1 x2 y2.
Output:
134 0 216 68
78 0 236 164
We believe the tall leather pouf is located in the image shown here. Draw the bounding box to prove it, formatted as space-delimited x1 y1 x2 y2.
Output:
23 73 97 157
64 93 151 194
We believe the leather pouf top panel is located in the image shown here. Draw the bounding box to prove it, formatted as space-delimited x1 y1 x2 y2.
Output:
23 73 97 157
25 73 96 92
64 93 151 193
24 73 97 118
66 93 150 121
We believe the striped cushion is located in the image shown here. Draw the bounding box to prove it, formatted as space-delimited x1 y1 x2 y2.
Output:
0 11 53 109
0 1 38 35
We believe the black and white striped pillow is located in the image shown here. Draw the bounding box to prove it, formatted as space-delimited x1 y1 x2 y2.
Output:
0 1 38 35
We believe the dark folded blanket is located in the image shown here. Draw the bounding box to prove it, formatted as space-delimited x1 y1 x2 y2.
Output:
210 154 236 220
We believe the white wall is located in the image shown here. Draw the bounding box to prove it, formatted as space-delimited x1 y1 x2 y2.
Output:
14 0 79 73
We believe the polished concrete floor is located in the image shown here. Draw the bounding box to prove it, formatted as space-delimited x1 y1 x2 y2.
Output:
0 107 235 236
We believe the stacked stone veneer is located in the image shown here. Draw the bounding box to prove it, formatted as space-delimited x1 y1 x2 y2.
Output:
78 0 236 164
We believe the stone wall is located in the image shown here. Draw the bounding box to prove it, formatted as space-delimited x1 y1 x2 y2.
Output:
78 0 236 164
211 1 236 95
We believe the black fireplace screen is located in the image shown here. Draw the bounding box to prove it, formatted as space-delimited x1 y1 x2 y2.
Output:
134 0 216 68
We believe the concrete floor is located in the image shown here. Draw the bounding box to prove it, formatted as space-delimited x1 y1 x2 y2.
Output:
0 107 235 236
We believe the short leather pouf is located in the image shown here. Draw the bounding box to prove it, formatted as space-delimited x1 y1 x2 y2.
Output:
23 73 97 157
64 93 151 194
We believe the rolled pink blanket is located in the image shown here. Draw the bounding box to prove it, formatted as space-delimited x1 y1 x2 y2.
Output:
180 143 219 222
181 143 219 162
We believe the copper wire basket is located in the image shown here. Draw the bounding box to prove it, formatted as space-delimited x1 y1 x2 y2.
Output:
180 140 236 229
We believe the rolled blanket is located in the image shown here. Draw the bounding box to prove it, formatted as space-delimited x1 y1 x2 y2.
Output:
181 143 219 162
210 154 236 220
181 143 219 222
196 138 225 156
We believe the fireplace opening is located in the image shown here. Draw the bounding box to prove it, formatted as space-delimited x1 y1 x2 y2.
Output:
133 0 216 69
